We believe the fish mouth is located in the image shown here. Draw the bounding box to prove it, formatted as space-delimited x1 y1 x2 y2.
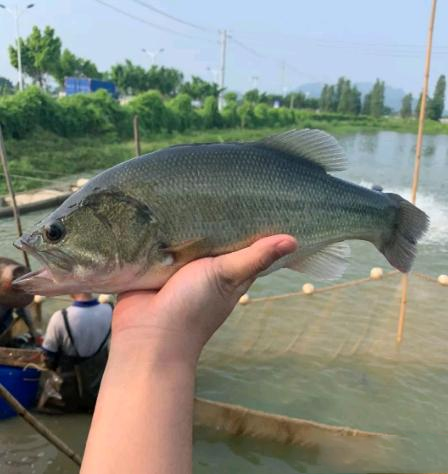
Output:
12 267 54 294
12 237 77 296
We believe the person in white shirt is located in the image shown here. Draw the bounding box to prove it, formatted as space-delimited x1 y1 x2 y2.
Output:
41 293 112 412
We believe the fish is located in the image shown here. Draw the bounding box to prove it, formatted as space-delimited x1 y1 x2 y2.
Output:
12 129 429 296
0 257 34 307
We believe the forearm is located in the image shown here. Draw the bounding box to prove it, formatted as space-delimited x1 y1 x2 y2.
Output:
81 236 297 473
81 331 197 474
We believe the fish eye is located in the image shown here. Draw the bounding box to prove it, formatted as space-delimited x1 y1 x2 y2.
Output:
43 221 66 243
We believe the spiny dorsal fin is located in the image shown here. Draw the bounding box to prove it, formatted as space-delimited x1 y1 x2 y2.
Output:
286 241 351 280
258 129 347 172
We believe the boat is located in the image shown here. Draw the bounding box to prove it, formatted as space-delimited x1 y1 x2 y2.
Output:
0 347 43 419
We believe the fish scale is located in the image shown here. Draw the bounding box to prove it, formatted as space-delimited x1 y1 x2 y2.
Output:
13 129 429 295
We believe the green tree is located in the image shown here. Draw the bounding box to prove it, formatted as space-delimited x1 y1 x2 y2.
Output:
9 26 61 87
285 92 310 109
146 66 183 96
369 79 385 117
224 91 238 103
319 84 336 112
428 75 446 120
110 60 148 95
199 96 222 128
348 86 362 115
335 77 349 109
415 92 429 118
166 93 194 131
304 96 319 110
400 93 413 118
254 103 270 125
0 77 14 95
259 93 284 107
238 101 256 128
128 90 166 132
179 76 220 101
54 49 100 86
243 89 260 104
362 93 371 115
337 79 352 114
222 92 239 127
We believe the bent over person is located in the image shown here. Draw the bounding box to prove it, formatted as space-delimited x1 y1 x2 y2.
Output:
41 293 112 412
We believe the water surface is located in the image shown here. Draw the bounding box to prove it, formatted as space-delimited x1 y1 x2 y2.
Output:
0 131 447 473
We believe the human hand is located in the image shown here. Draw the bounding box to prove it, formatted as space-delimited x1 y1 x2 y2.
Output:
82 235 297 474
112 235 297 365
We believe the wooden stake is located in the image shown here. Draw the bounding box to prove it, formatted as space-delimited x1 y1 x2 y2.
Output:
133 115 141 157
0 126 30 269
34 300 42 325
397 0 437 343
0 383 82 466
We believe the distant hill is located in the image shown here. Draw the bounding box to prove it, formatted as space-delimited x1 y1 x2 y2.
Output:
297 82 408 112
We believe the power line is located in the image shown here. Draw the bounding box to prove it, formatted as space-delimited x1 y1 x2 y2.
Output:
93 0 214 43
230 36 321 82
230 37 265 59
93 0 324 88
233 30 448 52
130 0 211 32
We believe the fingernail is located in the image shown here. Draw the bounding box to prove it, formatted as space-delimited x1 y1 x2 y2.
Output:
275 238 297 255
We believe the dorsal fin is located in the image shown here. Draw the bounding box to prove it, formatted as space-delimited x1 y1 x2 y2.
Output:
257 129 347 172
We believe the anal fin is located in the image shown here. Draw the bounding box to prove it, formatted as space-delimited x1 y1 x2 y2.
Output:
286 242 351 280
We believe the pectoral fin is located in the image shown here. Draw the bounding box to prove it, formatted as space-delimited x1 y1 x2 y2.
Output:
160 238 210 265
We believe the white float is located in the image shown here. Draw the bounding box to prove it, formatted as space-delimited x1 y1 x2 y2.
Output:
302 283 315 295
438 274 448 286
239 293 250 305
370 267 384 280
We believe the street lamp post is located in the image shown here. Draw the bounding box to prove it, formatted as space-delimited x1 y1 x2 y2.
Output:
141 48 164 67
251 75 259 89
0 3 35 91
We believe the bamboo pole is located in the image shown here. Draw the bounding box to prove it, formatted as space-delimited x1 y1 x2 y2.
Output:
133 115 141 157
0 126 30 269
396 0 437 344
34 299 42 325
0 383 82 466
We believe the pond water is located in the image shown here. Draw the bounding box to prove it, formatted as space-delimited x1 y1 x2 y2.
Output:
0 131 447 473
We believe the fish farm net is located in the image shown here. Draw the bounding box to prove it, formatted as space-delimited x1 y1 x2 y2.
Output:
200 272 447 367
194 271 448 470
17 271 448 471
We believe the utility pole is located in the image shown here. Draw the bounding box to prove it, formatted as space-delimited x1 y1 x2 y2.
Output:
0 3 35 91
251 75 259 89
281 61 287 97
218 29 228 111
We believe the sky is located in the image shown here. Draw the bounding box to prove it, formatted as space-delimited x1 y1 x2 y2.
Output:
0 0 447 95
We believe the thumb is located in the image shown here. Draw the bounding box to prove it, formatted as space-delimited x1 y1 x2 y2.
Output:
213 235 297 291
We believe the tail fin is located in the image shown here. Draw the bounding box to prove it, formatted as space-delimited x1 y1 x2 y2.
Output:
381 193 429 272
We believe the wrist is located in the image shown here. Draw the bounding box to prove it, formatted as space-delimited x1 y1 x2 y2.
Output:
109 325 202 372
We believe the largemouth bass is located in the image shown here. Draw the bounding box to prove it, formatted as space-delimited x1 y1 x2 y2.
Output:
13 129 429 295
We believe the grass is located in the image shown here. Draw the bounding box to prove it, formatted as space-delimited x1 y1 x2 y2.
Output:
1 117 447 195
